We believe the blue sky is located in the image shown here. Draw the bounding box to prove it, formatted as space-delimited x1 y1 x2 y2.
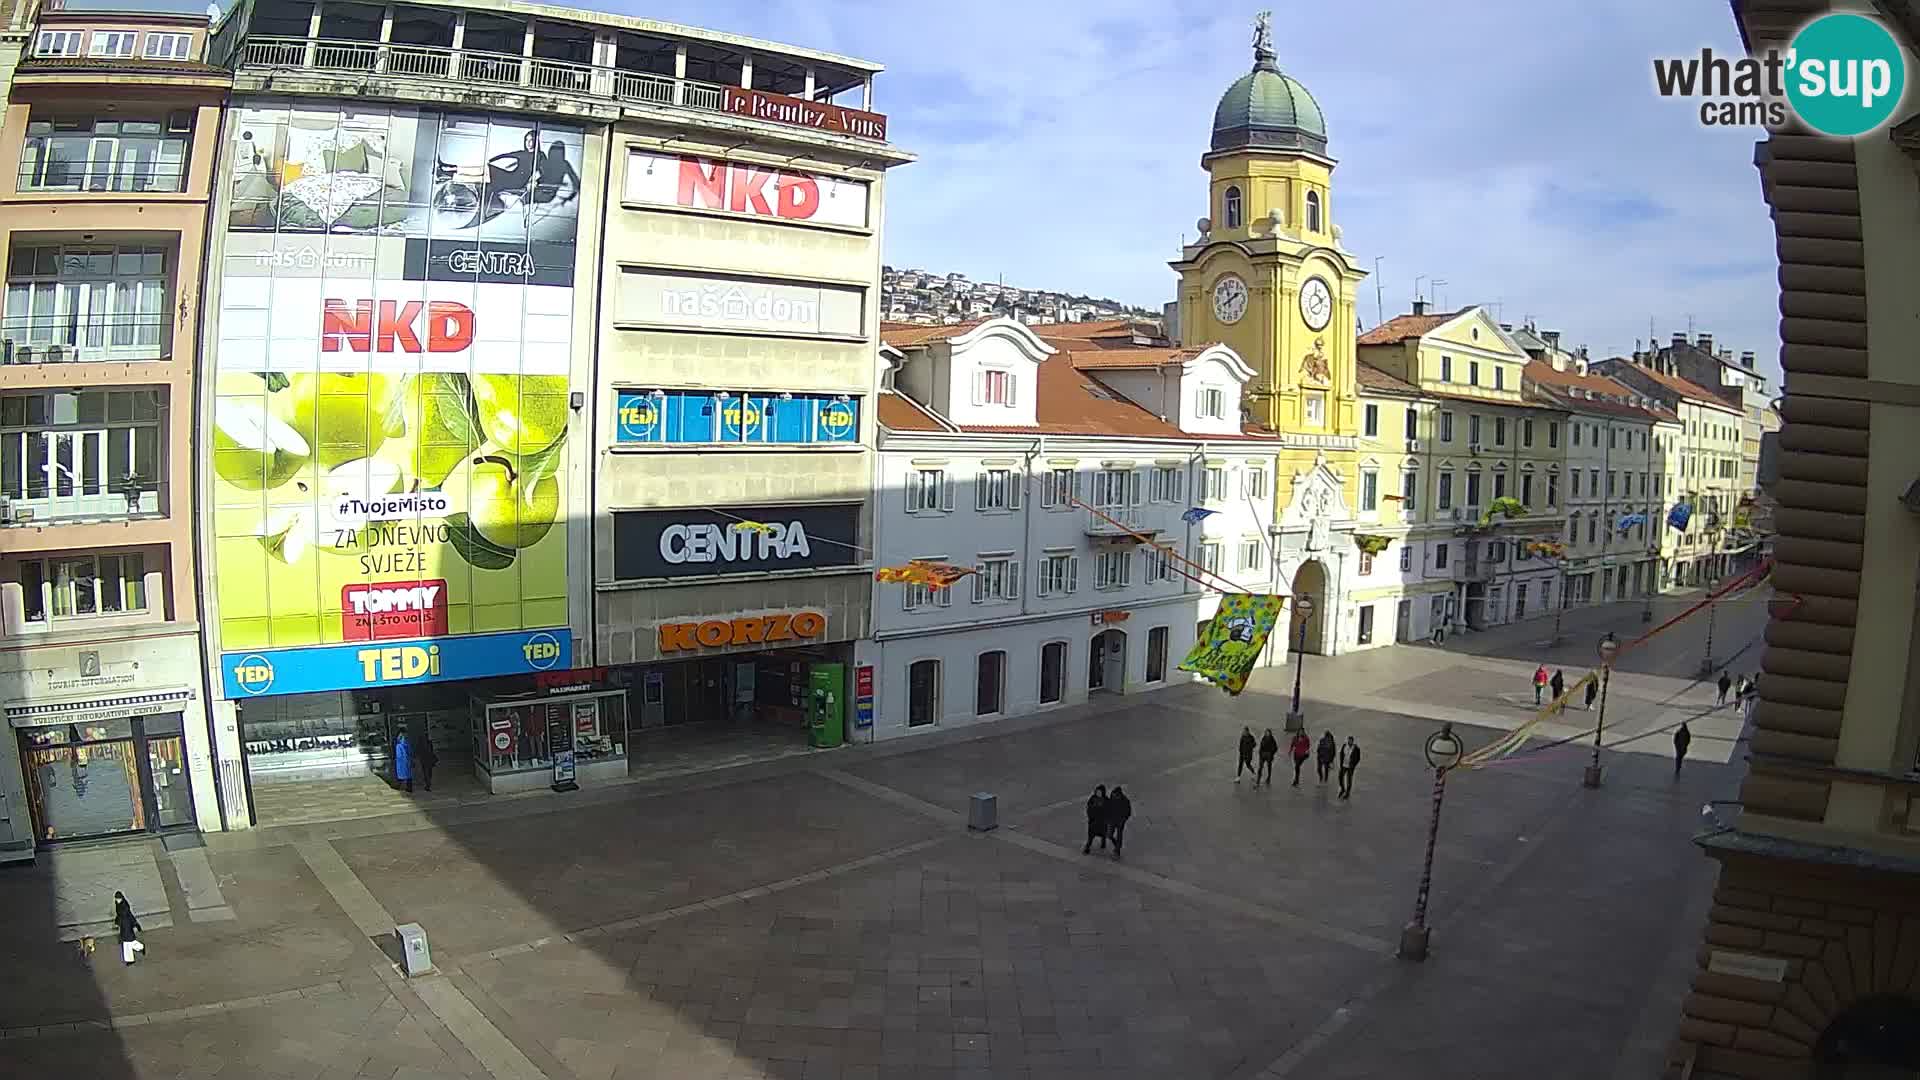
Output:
606 0 1780 379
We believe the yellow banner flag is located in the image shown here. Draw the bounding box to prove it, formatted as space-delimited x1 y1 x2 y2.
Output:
1179 594 1286 695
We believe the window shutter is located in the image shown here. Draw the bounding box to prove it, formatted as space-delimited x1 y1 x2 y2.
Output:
1009 472 1022 509
972 566 985 603
975 472 988 510
1006 373 1017 407
1130 469 1145 506
1008 561 1021 598
971 372 984 406
941 475 955 511
902 584 916 611
906 474 920 513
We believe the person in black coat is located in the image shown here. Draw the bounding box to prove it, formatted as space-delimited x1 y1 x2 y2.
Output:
1316 731 1337 783
1584 677 1599 711
1549 669 1566 703
1716 671 1733 706
1337 737 1362 800
1105 787 1132 856
1673 722 1692 777
1236 728 1257 782
1082 785 1108 854
114 890 145 965
415 732 438 793
1256 729 1279 786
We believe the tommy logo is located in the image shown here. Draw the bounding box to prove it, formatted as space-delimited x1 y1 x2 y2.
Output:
322 300 475 353
341 580 449 641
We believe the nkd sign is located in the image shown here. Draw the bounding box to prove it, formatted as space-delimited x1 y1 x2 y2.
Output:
625 151 869 229
611 503 860 580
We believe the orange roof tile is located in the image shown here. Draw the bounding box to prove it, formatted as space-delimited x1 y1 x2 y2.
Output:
1021 318 1141 340
1357 310 1464 346
1064 346 1202 371
879 320 987 348
1598 359 1743 413
1356 361 1419 394
877 391 949 432
1522 360 1678 422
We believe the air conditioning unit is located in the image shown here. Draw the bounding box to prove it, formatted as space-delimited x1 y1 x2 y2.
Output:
1404 438 1418 453
1469 442 1482 454
0 497 12 524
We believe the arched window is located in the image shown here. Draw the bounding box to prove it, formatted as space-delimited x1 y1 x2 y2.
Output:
1305 190 1323 232
1223 186 1243 229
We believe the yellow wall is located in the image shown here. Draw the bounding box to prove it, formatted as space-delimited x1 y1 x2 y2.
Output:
1205 154 1334 244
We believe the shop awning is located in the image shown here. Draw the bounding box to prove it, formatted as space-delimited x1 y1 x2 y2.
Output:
6 687 194 729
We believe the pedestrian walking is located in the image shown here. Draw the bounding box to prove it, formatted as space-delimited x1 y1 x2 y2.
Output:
1584 677 1599 711
1673 722 1692 777
1337 737 1361 800
1549 669 1566 703
1315 731 1336 783
1532 664 1549 705
1256 729 1278 786
415 731 437 793
393 731 414 794
1082 785 1108 854
113 891 145 966
1716 671 1732 707
1106 786 1132 857
1289 730 1311 786
1236 727 1257 783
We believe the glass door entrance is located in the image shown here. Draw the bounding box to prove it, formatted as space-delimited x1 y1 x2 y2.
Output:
16 713 195 842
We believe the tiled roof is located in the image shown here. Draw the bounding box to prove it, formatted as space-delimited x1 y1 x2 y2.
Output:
963 357 1188 438
1597 359 1743 413
1522 361 1678 422
877 391 949 432
879 321 985 348
1064 346 1201 371
19 56 228 77
1021 318 1142 340
1356 310 1464 346
1355 361 1419 394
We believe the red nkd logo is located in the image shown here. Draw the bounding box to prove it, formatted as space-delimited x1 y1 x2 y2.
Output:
341 579 450 641
677 159 821 220
322 300 475 353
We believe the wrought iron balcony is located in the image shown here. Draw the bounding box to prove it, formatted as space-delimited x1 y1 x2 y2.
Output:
1084 506 1153 539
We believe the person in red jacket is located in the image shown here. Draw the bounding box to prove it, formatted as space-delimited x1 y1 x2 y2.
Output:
1289 730 1312 786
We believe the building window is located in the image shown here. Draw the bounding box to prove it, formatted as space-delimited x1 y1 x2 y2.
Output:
1243 467 1266 499
1521 472 1534 506
1305 190 1322 232
1572 424 1582 447
1092 467 1136 508
1398 545 1413 573
1494 417 1507 446
1360 469 1379 512
1639 471 1648 496
976 651 1006 716
1 390 163 519
17 552 146 623
1571 470 1582 498
1440 355 1453 382
1151 466 1182 503
1198 387 1225 419
5 244 170 360
20 112 191 193
1469 414 1483 446
1357 604 1375 644
1039 642 1067 705
1145 546 1175 582
1041 467 1079 509
1239 538 1265 573
1147 626 1169 683
1363 403 1379 437
1198 542 1222 576
1487 541 1507 563
908 659 940 727
1037 552 1077 597
1548 421 1560 448
1495 367 1506 391
971 556 1020 603
1405 406 1419 439
1223 185 1243 229
1304 392 1326 426
1400 469 1418 511
1358 551 1374 575
976 368 1013 406
1607 471 1617 497
1433 542 1450 569
34 30 83 56
901 558 954 609
89 30 138 56
1547 470 1560 507
1440 411 1455 441
1465 468 1483 507
1094 550 1132 590
1567 514 1579 543
908 468 951 513
1609 427 1619 450
1437 471 1454 511
1589 468 1600 495
1469 360 1481 386
1493 469 1508 499
976 468 1021 511
1203 466 1227 502
143 32 193 59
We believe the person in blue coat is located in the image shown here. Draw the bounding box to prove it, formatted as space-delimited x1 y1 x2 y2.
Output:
394 732 413 794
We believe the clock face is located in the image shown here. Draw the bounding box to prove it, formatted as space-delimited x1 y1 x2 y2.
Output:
1299 277 1334 331
1212 275 1248 325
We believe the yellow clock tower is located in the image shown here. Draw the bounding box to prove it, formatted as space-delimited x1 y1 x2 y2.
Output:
1170 14 1370 447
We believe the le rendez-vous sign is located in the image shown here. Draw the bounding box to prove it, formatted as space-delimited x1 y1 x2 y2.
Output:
722 86 888 142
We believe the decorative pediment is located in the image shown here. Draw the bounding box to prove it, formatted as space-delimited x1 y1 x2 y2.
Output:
1281 450 1352 530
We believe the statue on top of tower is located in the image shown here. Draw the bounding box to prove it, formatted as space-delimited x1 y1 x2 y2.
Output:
1253 11 1274 59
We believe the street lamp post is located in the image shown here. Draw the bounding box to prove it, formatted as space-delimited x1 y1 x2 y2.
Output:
1285 594 1315 733
1399 722 1466 963
1584 636 1619 789
1549 559 1567 648
1697 594 1718 678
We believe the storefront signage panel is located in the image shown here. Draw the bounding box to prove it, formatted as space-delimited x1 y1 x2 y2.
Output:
624 151 870 228
611 503 860 580
617 269 865 337
212 102 583 690
614 390 858 445
220 628 571 698
720 86 888 142
657 610 827 653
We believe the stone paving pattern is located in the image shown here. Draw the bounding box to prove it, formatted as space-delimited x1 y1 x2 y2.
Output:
0 597 1765 1079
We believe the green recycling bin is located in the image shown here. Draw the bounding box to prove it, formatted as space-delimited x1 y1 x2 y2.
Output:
808 663 845 748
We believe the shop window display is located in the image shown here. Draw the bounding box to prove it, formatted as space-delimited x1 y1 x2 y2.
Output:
473 691 625 777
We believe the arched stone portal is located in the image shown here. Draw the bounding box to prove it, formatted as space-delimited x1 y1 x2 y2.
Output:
1290 560 1329 655
1089 628 1128 693
1814 994 1920 1077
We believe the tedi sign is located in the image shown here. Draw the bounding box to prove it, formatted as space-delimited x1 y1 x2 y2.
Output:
612 503 860 580
1652 13 1906 135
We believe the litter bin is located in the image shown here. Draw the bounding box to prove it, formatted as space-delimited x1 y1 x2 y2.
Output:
396 922 433 977
968 792 997 832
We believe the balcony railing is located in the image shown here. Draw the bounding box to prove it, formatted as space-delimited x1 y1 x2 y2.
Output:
1 480 165 526
2 316 169 364
1084 506 1149 538
238 37 786 126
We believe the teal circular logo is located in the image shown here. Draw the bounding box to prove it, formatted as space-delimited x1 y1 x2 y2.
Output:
1786 14 1906 136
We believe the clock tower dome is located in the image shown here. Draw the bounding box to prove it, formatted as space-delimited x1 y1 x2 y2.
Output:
1171 12 1369 440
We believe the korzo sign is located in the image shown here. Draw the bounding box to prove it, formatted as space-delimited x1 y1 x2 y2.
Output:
612 503 860 580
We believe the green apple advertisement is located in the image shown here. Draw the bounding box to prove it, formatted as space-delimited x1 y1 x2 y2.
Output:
213 101 583 696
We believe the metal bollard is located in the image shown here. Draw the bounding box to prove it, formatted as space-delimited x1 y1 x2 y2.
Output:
395 922 433 977
968 792 998 832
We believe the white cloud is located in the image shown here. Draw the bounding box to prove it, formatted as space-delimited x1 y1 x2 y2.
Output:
604 0 1782 378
